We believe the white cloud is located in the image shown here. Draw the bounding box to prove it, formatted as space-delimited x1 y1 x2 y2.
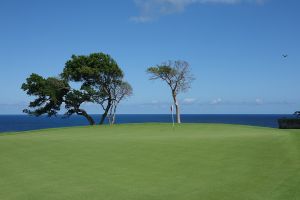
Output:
255 98 263 105
210 98 222 105
132 0 268 22
183 98 197 104
140 100 169 107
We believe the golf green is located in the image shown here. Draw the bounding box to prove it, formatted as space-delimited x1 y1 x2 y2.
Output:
0 124 299 200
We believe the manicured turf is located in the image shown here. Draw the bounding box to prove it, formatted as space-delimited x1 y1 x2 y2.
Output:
0 123 299 200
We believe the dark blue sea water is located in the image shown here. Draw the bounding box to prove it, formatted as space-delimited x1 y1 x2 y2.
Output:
0 114 293 133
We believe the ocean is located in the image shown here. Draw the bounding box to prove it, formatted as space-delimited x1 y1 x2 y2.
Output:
0 114 292 133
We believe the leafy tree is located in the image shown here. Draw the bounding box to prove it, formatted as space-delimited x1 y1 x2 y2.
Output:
147 60 194 123
61 53 125 124
107 81 133 125
64 89 96 125
21 74 96 125
22 52 131 126
21 74 69 116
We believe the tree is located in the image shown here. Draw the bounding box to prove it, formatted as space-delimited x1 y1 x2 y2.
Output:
61 53 125 124
21 74 69 117
64 89 96 125
21 74 96 125
107 81 133 125
22 52 131 126
147 60 194 123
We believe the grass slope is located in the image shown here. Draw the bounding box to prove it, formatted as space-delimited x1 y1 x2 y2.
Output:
0 124 299 200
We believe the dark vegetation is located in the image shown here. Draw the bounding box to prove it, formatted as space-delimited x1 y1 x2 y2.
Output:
22 53 132 125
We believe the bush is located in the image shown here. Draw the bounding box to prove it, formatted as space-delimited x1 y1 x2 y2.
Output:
278 118 300 129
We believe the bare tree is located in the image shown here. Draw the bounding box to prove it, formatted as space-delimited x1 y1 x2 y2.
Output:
107 81 133 125
147 60 194 123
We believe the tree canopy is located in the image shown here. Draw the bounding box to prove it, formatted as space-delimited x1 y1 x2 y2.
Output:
21 74 69 117
22 52 132 125
61 53 126 124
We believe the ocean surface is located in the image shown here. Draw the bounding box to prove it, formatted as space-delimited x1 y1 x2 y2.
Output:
0 114 293 133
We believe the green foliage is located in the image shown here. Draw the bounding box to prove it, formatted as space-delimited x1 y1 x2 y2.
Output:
147 66 176 80
21 74 69 116
61 53 127 124
21 52 132 125
278 118 300 129
62 53 123 87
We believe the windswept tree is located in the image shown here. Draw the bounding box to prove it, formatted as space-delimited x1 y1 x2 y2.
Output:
21 74 70 117
147 60 194 123
64 89 96 125
21 74 96 125
107 81 133 125
61 53 125 124
22 52 131 126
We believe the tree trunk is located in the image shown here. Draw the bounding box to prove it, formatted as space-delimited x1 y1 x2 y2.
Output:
172 92 181 124
112 103 117 125
99 100 112 125
175 102 181 124
107 103 115 125
78 109 95 125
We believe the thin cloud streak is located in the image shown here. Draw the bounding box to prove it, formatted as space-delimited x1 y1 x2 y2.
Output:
131 0 268 22
183 98 197 104
126 98 293 108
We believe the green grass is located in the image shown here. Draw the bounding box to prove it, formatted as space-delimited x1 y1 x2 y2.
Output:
0 123 299 200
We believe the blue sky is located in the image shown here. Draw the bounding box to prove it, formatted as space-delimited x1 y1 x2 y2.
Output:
0 0 299 114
